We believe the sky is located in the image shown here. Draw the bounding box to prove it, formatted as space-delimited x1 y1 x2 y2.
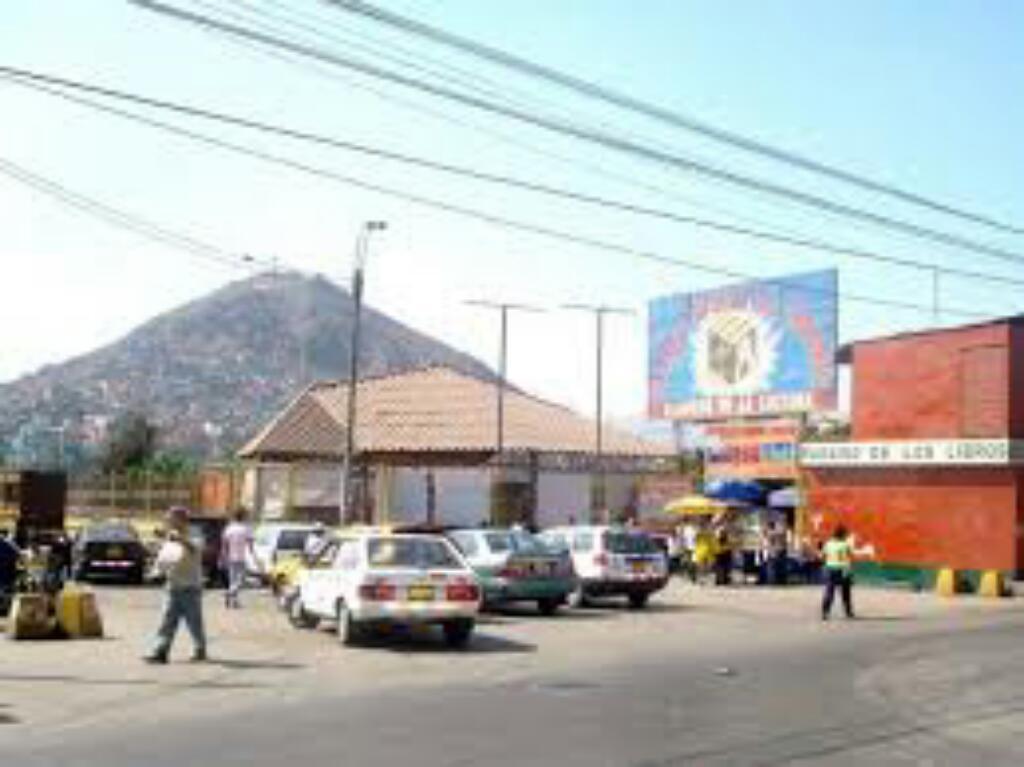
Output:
1 1 1022 422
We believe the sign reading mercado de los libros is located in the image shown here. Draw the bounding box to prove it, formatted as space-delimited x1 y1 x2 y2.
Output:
648 269 839 420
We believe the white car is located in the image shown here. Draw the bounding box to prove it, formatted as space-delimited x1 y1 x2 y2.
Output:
247 523 320 578
540 525 669 609
288 531 481 647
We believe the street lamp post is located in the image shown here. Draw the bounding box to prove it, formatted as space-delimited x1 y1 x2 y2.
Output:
562 304 634 522
465 300 544 525
341 220 387 525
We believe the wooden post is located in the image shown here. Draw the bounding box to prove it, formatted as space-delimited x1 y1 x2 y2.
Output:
285 464 296 521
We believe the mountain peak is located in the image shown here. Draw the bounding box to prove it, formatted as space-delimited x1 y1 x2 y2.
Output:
0 271 492 461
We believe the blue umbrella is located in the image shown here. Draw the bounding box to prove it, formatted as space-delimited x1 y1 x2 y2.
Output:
704 478 767 506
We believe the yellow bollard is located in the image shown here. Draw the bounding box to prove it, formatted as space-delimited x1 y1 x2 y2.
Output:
7 594 57 640
978 570 1005 599
935 568 958 597
56 585 104 638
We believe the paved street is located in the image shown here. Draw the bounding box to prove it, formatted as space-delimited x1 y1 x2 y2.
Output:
2 581 1024 766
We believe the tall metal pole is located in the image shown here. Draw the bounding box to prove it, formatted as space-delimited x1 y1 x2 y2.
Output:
497 305 508 455
466 299 544 524
595 310 605 514
563 304 633 523
341 221 387 526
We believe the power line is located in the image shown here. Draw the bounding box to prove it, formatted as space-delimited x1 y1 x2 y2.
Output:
193 3 863 264
5 66 1024 291
0 155 269 271
125 1 1024 268
322 0 1024 238
2 72 1000 322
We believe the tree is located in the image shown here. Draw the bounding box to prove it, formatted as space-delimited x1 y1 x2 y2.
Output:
101 412 157 474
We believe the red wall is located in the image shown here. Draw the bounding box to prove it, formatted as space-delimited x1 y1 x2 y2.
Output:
852 323 1012 440
1010 325 1024 439
806 467 1021 571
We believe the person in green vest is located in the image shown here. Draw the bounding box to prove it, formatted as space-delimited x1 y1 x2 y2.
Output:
821 525 857 620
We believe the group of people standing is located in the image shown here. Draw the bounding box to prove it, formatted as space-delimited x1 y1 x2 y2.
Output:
678 516 792 587
674 515 869 621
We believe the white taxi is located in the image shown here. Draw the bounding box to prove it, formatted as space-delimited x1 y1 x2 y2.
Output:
288 531 481 647
540 525 669 609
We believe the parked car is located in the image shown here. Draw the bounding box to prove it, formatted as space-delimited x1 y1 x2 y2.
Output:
539 526 669 609
288 530 481 647
0 535 20 616
188 516 228 587
248 523 319 580
448 527 576 615
72 522 149 584
647 532 682 573
272 531 351 608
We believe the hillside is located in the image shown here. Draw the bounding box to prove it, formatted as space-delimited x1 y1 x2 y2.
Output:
0 271 494 460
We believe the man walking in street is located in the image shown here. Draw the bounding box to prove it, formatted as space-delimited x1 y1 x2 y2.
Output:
144 506 206 663
221 508 255 609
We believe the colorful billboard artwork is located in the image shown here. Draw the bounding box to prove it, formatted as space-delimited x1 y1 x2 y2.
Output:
649 269 838 420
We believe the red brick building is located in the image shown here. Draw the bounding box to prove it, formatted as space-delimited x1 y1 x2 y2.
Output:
800 316 1024 583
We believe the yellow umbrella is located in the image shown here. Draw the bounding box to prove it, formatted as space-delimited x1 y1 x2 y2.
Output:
664 495 728 516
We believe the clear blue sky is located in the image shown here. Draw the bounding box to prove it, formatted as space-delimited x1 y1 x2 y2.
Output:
1 0 1022 419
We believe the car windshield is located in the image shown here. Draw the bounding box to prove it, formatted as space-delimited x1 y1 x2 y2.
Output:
509 531 552 556
84 525 139 543
277 530 311 551
604 531 659 554
367 537 462 570
483 532 512 552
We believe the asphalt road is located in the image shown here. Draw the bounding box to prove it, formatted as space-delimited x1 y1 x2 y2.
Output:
6 596 1024 767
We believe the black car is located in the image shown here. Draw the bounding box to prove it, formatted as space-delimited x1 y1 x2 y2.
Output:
0 536 20 616
73 523 148 584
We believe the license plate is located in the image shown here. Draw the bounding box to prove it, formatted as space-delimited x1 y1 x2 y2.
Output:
631 561 647 573
407 585 435 602
108 546 123 558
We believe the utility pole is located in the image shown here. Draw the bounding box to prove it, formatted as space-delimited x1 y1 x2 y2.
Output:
466 300 544 524
563 304 634 522
341 220 387 525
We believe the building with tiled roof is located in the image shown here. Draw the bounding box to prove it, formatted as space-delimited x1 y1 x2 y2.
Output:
238 366 676 526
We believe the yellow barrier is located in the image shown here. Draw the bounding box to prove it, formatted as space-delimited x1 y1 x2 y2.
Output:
56 586 104 638
935 568 958 597
978 570 1006 599
7 594 55 640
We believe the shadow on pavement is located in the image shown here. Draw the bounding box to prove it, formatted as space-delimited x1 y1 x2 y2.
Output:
351 630 536 655
205 658 305 671
0 672 266 691
479 607 611 623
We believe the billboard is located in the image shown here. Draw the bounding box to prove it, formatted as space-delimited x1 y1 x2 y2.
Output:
703 420 800 480
649 269 838 420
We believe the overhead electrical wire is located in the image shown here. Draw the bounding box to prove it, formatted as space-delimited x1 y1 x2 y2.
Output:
125 0 1024 269
205 0 913 256
322 0 1024 238
0 73 1000 321
3 66 1024 291
0 155 270 271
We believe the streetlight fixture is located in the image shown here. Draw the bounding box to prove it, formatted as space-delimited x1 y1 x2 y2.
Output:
562 303 634 522
341 220 388 525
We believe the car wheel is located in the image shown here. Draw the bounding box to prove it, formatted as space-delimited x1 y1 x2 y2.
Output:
443 619 474 648
566 585 588 609
628 592 649 610
288 595 320 630
336 601 360 646
538 597 560 616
